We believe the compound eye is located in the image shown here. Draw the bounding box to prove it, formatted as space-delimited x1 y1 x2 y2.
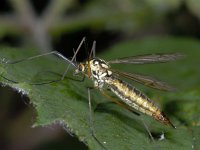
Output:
74 64 84 75
79 63 85 72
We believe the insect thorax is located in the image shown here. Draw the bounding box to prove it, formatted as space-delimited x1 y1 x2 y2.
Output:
88 58 112 88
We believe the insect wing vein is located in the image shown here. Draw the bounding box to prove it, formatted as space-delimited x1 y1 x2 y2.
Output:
108 53 184 64
111 69 175 91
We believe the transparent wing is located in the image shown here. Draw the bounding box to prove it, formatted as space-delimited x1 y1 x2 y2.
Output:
112 69 176 91
108 53 184 64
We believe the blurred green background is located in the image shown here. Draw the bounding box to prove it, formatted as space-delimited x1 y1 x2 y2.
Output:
0 0 200 150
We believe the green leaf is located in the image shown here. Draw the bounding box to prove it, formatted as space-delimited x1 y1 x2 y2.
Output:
0 37 200 150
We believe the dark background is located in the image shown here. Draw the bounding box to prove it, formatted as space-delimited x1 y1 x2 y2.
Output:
0 0 200 150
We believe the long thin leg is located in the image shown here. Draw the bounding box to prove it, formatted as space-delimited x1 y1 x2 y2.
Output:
140 117 161 150
89 40 96 59
1 38 86 85
1 50 78 83
140 117 155 143
2 37 86 83
87 87 107 150
31 72 85 85
0 70 85 85
2 37 86 80
3 51 76 67
61 37 86 80
88 88 94 133
72 48 77 62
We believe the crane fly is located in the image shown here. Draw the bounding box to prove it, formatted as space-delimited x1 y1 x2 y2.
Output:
73 39 183 129
1 38 183 129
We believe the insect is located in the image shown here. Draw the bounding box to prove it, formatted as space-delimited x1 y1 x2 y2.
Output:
1 37 183 148
75 46 181 129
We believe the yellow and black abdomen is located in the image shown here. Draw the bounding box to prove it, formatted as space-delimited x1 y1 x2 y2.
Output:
106 76 174 127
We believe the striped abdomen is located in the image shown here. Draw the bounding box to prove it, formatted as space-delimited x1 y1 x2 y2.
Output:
106 76 174 127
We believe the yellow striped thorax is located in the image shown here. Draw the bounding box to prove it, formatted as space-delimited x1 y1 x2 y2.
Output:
75 58 113 88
